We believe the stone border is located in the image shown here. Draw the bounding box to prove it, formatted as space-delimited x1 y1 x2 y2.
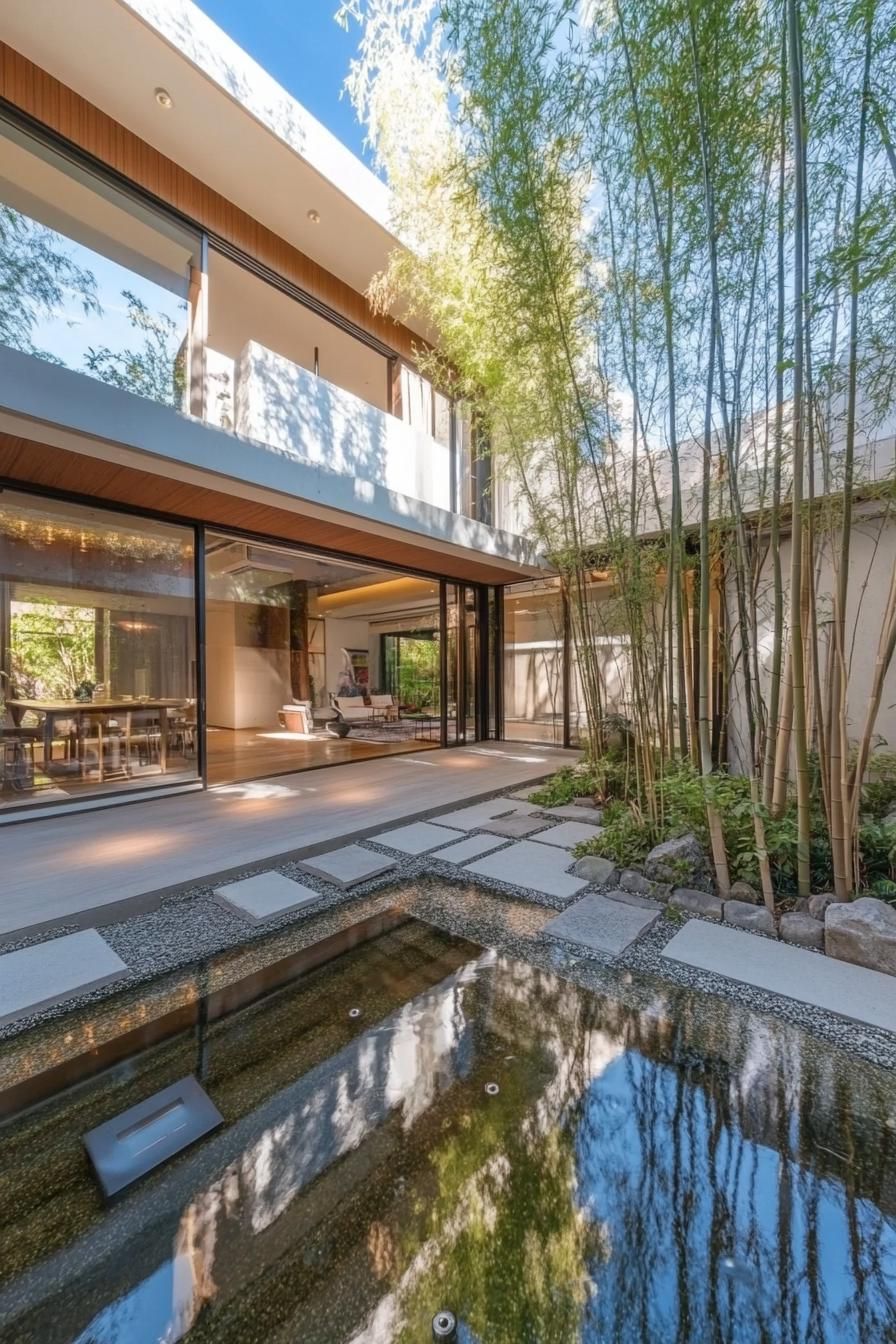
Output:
1 785 894 1074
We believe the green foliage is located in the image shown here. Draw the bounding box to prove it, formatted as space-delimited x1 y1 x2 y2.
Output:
6 599 96 702
859 749 896 820
527 764 601 807
575 800 654 867
0 204 100 360
85 291 186 408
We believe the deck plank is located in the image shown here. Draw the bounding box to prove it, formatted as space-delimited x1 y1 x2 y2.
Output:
0 742 577 938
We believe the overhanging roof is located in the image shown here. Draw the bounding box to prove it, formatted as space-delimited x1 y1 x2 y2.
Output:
1 0 413 327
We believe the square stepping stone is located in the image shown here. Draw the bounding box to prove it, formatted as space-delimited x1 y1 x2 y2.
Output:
662 920 896 1033
465 840 588 902
430 833 508 864
542 805 603 824
0 929 127 1027
531 821 605 850
543 892 659 956
432 799 536 832
480 814 550 838
297 845 396 889
214 871 321 924
372 821 465 855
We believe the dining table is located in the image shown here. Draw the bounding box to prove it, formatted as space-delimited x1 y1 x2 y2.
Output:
5 698 187 782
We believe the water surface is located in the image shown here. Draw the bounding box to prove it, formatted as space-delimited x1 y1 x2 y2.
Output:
0 909 893 1343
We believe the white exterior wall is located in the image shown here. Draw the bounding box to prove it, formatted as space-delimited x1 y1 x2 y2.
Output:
727 507 896 773
234 342 452 513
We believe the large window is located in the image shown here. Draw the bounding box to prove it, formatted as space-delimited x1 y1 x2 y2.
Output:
204 533 443 784
0 491 198 810
0 117 201 409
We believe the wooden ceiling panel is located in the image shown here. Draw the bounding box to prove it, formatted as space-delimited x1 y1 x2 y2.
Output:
0 433 518 585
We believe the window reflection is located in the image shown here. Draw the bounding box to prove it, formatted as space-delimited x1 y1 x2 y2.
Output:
0 117 200 409
0 491 198 809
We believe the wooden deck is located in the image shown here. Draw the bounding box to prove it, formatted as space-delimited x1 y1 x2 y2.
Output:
1 741 578 939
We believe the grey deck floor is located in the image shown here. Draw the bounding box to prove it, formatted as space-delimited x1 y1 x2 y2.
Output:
1 742 577 939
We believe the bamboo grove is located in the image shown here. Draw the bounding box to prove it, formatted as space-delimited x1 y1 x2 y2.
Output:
337 0 896 902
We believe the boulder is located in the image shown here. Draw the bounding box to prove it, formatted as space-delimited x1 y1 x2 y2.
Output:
620 869 671 901
779 912 825 951
619 868 653 894
670 887 724 921
723 900 776 936
572 796 600 810
572 855 617 886
729 880 761 906
825 897 896 976
644 834 708 887
807 892 835 922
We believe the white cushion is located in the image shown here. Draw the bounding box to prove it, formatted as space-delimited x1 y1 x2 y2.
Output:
368 695 394 708
336 697 370 721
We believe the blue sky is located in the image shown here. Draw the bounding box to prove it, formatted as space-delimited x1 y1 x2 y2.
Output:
196 0 371 165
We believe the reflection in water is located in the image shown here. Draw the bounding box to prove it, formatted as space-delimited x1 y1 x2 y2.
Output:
2 921 894 1344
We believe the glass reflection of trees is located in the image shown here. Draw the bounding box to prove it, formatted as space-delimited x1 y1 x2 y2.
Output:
381 964 896 1344
0 205 186 408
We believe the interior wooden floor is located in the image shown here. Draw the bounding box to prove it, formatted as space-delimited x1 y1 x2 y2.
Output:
205 726 439 785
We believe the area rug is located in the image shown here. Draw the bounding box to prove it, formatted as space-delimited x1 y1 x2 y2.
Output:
348 723 419 743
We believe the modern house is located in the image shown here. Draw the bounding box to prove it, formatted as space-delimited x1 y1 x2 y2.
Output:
0 0 576 821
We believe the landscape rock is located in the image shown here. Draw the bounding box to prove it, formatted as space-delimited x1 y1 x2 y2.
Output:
724 899 776 936
620 869 670 901
572 796 599 809
619 868 652 894
779 912 826 951
807 892 835 921
670 887 724 921
790 897 811 914
729 880 761 905
572 855 617 886
644 834 708 888
604 888 663 912
825 897 896 976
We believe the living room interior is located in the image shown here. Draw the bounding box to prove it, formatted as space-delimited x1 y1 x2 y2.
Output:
204 532 445 783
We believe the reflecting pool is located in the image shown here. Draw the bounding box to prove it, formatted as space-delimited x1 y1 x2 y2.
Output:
0 909 894 1343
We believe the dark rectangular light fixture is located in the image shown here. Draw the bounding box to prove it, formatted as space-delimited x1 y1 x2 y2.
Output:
83 1075 223 1199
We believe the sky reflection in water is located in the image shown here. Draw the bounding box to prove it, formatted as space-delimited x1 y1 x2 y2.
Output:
2 916 894 1344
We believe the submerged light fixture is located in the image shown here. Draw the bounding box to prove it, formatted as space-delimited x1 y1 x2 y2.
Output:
83 1075 222 1199
432 1311 457 1342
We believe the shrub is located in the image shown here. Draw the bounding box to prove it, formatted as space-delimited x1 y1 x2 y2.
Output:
574 800 655 867
527 764 602 807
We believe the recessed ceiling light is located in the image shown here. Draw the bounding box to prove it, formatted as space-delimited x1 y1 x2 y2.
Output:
307 208 320 224
154 87 174 110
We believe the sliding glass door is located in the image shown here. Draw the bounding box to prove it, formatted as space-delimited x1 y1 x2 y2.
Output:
444 583 483 744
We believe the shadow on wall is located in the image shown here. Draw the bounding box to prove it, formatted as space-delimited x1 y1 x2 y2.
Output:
229 341 530 558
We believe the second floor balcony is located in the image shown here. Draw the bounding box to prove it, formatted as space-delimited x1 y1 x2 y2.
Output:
0 109 493 533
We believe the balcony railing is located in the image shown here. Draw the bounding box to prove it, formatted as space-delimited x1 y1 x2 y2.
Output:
229 341 455 514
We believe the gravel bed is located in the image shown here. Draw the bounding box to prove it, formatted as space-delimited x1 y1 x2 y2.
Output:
2 786 895 1073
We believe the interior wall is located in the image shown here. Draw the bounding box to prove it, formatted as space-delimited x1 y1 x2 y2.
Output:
206 252 389 429
205 597 290 729
324 616 373 697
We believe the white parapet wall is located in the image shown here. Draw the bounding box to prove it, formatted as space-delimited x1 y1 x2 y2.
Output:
234 341 453 512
